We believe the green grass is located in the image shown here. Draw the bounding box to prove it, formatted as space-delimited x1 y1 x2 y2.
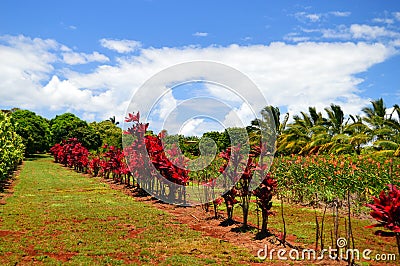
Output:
0 155 254 265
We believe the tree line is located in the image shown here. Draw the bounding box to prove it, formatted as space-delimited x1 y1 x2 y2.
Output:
1 109 122 155
3 97 399 157
249 98 400 157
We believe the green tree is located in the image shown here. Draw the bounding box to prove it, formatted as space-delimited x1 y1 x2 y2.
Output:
11 109 51 155
90 120 122 148
50 113 101 150
202 131 224 152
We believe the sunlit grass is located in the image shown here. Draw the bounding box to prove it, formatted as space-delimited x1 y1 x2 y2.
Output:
0 155 254 265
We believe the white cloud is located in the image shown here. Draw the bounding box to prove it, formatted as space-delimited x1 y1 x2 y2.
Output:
373 18 394 24
179 118 204 136
296 11 351 23
205 83 243 103
306 14 321 22
0 35 58 108
330 11 351 17
295 12 321 23
224 102 255 128
350 24 400 39
319 24 400 41
193 32 208 37
321 25 352 39
41 75 92 110
394 12 400 21
0 34 397 127
62 51 109 65
284 32 311 42
100 38 141 53
154 90 178 120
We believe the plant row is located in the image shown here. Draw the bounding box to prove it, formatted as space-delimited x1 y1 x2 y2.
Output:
0 112 24 181
272 154 400 208
50 138 130 184
49 112 400 254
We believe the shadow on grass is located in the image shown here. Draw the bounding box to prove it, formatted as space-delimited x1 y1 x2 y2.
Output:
0 178 14 193
24 153 49 161
231 224 258 233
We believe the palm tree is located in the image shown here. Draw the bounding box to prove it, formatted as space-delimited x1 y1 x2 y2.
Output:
325 104 345 135
362 98 387 134
277 107 325 155
362 98 400 154
251 106 289 152
340 115 372 155
108 116 119 125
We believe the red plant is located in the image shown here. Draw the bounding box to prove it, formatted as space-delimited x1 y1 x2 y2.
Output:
366 184 400 234
223 188 239 221
219 145 246 222
49 143 63 163
253 173 277 234
100 144 129 182
366 184 400 255
50 138 89 172
124 112 189 202
88 156 101 177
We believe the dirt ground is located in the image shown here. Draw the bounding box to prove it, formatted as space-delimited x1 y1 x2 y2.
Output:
102 178 355 265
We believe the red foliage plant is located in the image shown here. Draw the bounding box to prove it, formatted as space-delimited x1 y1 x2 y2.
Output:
366 184 400 236
50 138 88 172
124 112 189 202
366 184 400 255
253 173 277 234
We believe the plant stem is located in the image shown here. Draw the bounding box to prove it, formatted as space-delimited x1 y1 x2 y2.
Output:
281 197 286 247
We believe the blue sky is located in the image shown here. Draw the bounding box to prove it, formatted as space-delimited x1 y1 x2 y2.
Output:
1 1 400 135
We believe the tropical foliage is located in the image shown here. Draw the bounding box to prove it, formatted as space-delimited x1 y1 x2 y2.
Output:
0 111 24 181
50 113 101 150
276 98 400 156
11 109 51 155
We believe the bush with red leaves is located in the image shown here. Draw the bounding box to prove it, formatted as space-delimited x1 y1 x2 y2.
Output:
124 112 189 202
50 138 88 172
366 184 400 255
253 173 277 234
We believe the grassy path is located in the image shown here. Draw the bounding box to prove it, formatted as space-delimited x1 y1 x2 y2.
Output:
0 155 253 265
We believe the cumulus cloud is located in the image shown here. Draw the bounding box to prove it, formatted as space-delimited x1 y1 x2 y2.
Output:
0 34 397 128
224 102 255 128
179 118 204 136
100 38 141 53
153 90 178 120
0 35 58 108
